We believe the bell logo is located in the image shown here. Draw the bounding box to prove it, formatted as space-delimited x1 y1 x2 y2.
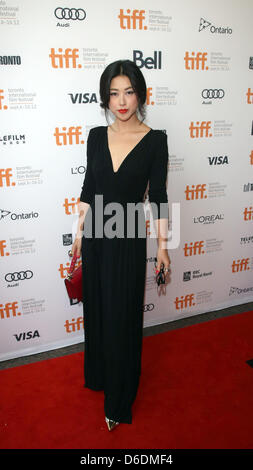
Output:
0 89 8 110
118 9 147 30
133 50 162 69
64 317 84 333
54 126 84 145
189 121 212 138
49 48 82 68
246 88 253 104
185 184 207 200
0 302 21 319
184 241 205 256
0 240 10 257
243 206 253 221
184 51 209 70
174 294 195 309
231 258 250 272
59 258 81 278
0 168 15 187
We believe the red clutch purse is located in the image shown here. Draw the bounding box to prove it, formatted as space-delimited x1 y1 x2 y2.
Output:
64 250 83 302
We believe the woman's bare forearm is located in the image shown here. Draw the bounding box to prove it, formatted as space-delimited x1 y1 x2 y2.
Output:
154 218 169 250
76 201 91 239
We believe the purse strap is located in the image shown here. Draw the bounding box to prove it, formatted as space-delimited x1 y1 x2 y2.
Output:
67 251 79 278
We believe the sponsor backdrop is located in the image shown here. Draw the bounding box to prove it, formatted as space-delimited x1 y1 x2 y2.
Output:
1 0 253 361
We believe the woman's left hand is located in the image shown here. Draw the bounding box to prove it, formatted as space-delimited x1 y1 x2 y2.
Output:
156 247 171 277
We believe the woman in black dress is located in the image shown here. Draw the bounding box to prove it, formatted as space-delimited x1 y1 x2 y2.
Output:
71 60 171 431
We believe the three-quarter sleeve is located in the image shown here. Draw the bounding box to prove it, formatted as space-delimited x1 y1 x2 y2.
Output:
79 128 96 204
148 131 169 220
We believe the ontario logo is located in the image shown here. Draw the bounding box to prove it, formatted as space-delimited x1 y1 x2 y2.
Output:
199 18 232 34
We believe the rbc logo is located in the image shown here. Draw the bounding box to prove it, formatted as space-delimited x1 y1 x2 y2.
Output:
133 50 162 69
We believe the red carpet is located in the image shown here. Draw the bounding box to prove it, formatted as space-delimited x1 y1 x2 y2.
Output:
1 310 253 449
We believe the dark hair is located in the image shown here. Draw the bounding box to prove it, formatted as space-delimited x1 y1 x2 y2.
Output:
99 59 147 123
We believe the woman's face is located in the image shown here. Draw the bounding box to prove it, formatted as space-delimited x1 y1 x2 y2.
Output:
108 74 139 121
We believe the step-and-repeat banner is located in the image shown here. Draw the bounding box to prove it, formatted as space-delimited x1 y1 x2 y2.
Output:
1 0 253 361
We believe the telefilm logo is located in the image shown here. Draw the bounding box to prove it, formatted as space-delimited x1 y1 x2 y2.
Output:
133 50 162 69
0 55 21 65
240 235 253 246
199 18 232 34
0 133 26 145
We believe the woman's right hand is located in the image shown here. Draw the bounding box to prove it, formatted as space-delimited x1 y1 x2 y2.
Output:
71 236 82 258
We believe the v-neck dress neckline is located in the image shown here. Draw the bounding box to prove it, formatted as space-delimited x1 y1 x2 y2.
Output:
106 126 153 175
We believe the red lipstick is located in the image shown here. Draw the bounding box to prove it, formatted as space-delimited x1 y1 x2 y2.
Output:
118 109 128 114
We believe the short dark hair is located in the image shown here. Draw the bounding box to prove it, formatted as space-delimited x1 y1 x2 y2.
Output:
99 59 147 123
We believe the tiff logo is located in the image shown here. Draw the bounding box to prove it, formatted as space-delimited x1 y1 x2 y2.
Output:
189 121 212 138
246 88 253 104
0 89 8 110
0 168 14 187
49 48 81 68
184 51 208 70
184 241 205 256
64 317 84 333
0 302 21 319
185 184 207 200
243 206 253 221
118 9 147 30
174 294 195 309
231 258 250 272
54 126 84 145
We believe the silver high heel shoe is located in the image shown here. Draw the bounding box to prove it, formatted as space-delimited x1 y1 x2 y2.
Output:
105 416 120 431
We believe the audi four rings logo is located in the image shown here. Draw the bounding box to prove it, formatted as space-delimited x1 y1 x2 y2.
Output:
54 7 86 20
5 271 33 282
143 303 154 312
202 89 225 99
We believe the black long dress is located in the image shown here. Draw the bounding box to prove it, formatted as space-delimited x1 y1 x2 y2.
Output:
80 125 169 424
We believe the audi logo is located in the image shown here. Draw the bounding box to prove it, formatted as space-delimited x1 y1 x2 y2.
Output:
54 7 86 21
143 303 154 312
202 89 225 99
5 270 33 282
